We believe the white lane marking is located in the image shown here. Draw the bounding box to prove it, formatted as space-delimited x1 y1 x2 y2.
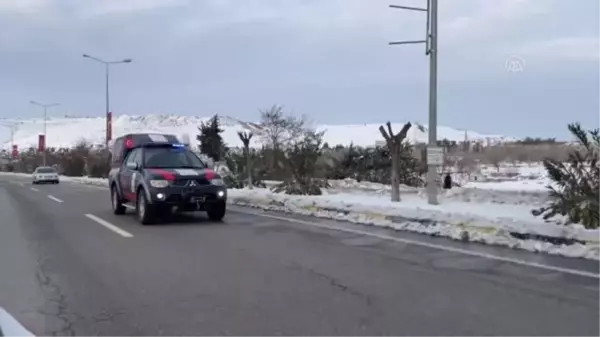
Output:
123 204 136 210
234 209 600 279
30 187 39 192
47 195 64 203
0 307 34 337
84 214 134 238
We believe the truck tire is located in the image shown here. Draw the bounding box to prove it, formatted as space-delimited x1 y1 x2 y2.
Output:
111 185 126 215
207 201 226 221
136 189 155 225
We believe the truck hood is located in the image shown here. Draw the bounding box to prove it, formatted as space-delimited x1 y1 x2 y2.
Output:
146 168 219 181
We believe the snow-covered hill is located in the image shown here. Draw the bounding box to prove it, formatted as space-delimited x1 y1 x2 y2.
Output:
0 114 514 150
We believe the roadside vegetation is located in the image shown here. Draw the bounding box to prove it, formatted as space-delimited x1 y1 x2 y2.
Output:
2 106 596 228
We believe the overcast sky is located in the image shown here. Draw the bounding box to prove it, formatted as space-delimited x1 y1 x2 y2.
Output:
0 0 598 139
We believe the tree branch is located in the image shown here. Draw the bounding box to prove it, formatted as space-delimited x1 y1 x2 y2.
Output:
393 122 412 143
386 122 394 140
379 125 391 141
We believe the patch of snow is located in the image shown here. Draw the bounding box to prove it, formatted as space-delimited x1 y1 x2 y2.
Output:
227 188 599 259
462 180 550 192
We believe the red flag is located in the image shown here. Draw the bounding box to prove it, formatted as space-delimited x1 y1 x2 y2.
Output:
38 134 45 153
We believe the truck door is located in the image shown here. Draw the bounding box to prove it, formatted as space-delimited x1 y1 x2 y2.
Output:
121 148 141 201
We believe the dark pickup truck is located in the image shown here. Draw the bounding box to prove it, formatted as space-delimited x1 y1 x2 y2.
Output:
108 133 227 225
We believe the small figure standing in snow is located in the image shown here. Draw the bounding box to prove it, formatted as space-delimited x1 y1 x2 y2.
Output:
443 173 452 189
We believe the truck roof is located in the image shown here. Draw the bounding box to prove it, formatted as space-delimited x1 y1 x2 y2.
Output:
115 133 185 151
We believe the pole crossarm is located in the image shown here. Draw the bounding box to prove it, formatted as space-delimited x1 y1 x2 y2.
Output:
83 54 132 65
389 40 426 45
388 0 432 55
30 101 60 108
389 4 426 11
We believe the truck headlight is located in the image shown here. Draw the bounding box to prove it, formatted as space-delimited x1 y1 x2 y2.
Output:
150 180 169 188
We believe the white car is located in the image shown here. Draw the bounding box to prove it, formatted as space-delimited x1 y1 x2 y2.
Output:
32 166 60 184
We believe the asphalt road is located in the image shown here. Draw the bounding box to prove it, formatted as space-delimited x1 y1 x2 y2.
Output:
0 174 598 336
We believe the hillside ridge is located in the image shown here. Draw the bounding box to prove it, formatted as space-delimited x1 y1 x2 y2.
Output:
0 114 514 149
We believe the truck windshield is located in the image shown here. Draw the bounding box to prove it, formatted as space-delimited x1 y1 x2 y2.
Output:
143 147 206 169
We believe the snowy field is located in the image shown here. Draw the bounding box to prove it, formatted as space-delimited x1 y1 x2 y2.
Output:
2 162 598 260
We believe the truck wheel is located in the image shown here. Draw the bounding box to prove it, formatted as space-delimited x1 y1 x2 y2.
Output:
111 185 126 215
136 189 155 225
207 201 226 221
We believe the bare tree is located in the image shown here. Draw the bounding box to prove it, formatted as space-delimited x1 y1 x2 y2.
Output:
258 105 307 180
258 105 305 150
237 131 253 188
379 121 412 202
456 153 477 182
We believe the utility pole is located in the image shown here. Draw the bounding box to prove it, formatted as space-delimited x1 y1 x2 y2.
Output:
389 0 440 205
30 101 60 166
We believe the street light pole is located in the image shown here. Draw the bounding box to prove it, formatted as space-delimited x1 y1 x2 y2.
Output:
30 101 60 166
389 0 440 205
0 120 22 153
106 63 110 129
82 54 132 147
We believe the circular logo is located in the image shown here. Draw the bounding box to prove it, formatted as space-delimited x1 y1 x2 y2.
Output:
505 55 525 73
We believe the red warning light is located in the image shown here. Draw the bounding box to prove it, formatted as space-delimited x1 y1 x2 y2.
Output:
204 169 216 180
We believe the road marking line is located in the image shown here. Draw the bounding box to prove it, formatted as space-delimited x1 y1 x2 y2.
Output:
84 214 134 238
123 204 136 210
233 209 600 279
30 187 38 192
0 307 34 337
47 195 64 203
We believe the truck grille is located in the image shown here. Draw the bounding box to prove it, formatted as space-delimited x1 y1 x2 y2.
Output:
172 178 210 187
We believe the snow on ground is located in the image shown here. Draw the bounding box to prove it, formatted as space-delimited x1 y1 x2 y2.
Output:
0 114 514 150
227 188 598 255
3 168 597 260
463 180 549 192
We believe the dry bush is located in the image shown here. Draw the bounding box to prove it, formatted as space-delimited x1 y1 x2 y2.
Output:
455 153 477 176
482 146 509 171
86 149 111 178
